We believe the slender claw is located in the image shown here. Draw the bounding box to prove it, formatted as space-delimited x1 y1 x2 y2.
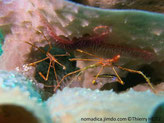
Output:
28 63 36 66
92 80 96 84
63 66 66 70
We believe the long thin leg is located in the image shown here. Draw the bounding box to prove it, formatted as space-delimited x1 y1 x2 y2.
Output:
53 69 82 92
38 30 52 53
34 30 57 57
54 59 66 70
36 30 50 43
112 66 124 85
28 57 49 66
54 52 70 57
25 41 46 54
53 63 100 92
76 49 100 58
69 58 100 62
35 29 49 42
116 65 156 93
52 61 59 84
39 60 52 81
92 66 104 84
67 70 84 87
47 42 52 53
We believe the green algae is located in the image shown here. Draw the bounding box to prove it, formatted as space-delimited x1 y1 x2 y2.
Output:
0 29 4 56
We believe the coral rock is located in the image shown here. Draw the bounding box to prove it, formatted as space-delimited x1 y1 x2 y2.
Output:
0 86 52 123
46 87 164 123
